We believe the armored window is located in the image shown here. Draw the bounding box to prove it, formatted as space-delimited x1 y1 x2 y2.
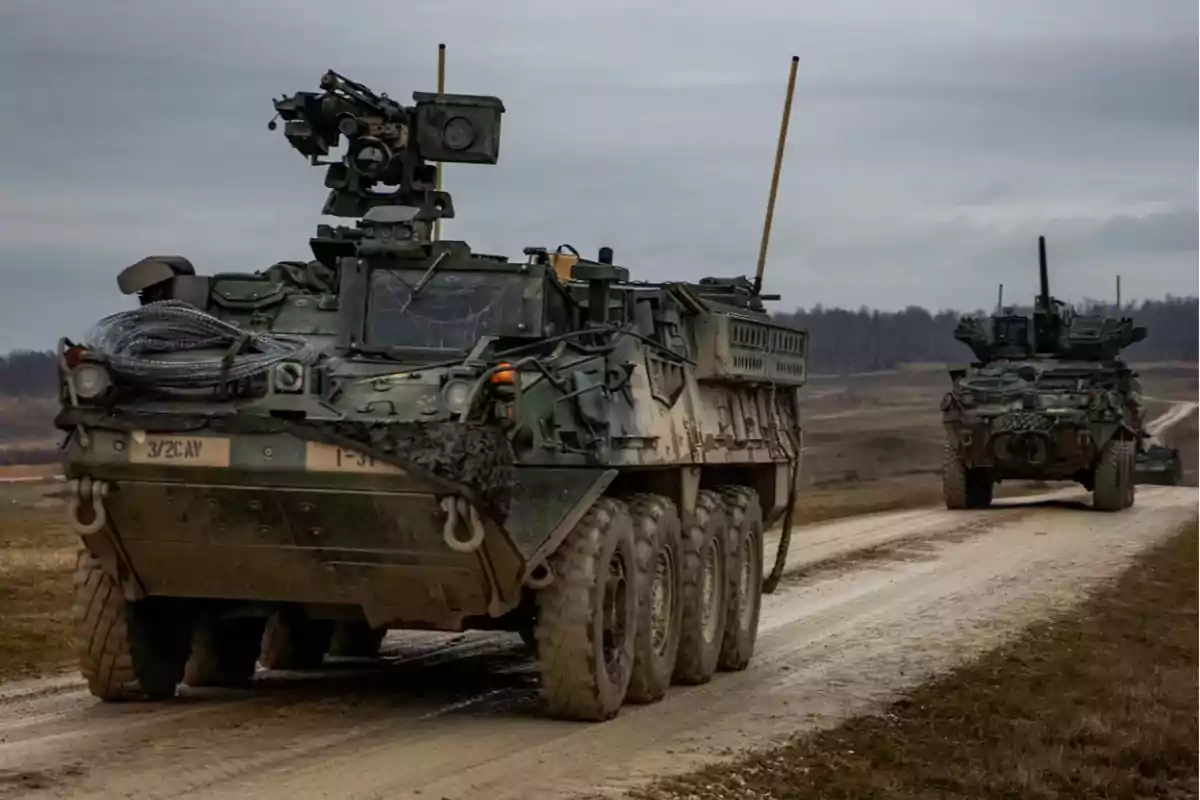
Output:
365 269 529 351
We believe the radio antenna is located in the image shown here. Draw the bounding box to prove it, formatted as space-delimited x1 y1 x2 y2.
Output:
753 56 799 296
433 42 447 242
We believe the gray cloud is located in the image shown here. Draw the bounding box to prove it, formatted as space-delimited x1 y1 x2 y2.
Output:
0 0 1195 351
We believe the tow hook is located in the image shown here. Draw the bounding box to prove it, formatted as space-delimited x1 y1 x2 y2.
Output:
441 496 485 553
64 477 110 535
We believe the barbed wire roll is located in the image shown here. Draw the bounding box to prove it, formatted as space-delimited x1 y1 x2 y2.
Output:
85 300 317 391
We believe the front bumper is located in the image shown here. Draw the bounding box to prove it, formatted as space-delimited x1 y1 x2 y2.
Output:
944 412 1100 478
62 424 524 630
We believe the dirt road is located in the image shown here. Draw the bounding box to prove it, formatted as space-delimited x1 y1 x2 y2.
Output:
1145 400 1198 444
0 485 1194 800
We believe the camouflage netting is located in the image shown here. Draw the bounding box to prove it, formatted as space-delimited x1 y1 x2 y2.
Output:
307 420 516 520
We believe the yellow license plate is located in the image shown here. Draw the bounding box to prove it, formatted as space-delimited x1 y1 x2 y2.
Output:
128 434 231 467
305 442 405 475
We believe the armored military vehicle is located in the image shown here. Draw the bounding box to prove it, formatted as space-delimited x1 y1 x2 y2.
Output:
1135 443 1183 486
53 70 808 721
941 236 1147 511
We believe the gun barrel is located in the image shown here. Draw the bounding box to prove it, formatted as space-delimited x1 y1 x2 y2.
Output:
1037 235 1049 308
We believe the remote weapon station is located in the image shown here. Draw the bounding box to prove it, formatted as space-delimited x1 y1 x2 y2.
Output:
55 60 809 721
941 237 1147 511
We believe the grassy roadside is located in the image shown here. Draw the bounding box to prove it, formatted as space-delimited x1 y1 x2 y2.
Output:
632 521 1199 800
0 484 76 680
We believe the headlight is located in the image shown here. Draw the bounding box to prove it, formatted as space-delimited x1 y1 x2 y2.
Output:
71 363 112 401
441 379 473 414
959 391 975 407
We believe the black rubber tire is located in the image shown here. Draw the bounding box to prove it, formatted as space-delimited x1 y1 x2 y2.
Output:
625 494 684 705
534 497 637 721
717 486 764 673
73 548 193 702
1093 438 1133 512
942 441 992 509
259 611 334 670
184 616 267 687
672 490 729 686
328 620 386 658
942 441 970 509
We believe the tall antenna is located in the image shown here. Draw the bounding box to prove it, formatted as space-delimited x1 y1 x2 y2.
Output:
1037 235 1050 309
753 56 800 296
433 42 447 242
996 283 1004 313
1116 274 1122 312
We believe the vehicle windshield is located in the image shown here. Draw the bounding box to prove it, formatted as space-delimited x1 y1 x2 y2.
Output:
365 268 528 351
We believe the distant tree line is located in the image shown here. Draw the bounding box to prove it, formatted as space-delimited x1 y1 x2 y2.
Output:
0 350 58 398
0 296 1195 395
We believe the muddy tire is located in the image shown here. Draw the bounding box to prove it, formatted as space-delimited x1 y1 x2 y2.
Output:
942 442 991 509
625 494 684 705
717 487 764 673
1094 439 1133 512
328 620 386 658
534 498 637 721
184 616 267 687
672 490 729 686
73 548 193 702
259 611 334 670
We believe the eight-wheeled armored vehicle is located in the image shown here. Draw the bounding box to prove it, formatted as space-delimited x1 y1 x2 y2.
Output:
54 70 808 721
941 237 1147 511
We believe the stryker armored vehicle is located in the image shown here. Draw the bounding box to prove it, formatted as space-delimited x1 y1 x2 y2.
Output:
1135 443 1183 486
941 236 1147 511
53 69 808 721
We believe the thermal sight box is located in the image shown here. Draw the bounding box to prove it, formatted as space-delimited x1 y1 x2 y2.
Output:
413 92 505 165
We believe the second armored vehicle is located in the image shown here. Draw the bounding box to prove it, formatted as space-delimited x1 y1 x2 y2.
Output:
941 237 1147 511
54 70 808 721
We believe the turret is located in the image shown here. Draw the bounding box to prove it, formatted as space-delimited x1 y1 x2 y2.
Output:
269 70 505 265
952 235 1148 365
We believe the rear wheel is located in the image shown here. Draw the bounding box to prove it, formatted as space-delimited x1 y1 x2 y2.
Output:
625 494 683 705
184 616 267 687
1093 439 1133 512
259 611 334 670
328 620 386 659
534 498 637 721
718 486 764 672
73 548 193 701
673 490 729 686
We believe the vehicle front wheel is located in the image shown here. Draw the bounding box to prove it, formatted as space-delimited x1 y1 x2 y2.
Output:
942 441 992 509
74 548 193 701
1093 438 1133 512
534 498 637 721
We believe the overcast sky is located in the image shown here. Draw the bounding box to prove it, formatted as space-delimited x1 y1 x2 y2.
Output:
0 0 1196 352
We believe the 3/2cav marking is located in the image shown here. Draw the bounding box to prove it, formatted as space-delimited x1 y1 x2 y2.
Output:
146 438 207 461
